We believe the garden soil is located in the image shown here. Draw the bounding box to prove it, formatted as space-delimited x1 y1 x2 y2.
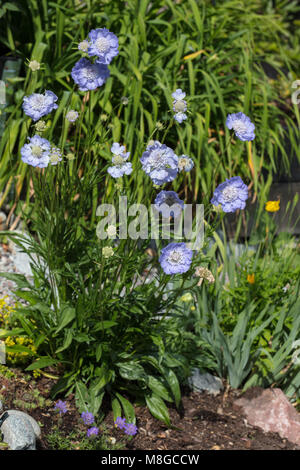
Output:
0 369 299 451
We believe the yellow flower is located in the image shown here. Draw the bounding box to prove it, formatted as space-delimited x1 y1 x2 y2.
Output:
247 273 255 284
265 200 280 212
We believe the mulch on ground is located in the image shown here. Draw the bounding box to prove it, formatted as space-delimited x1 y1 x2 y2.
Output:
0 368 299 451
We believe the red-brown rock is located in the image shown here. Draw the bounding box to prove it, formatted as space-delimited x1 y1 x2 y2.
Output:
234 387 300 447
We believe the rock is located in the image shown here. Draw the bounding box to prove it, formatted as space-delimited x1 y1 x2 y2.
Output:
0 409 41 450
187 370 223 395
234 387 300 447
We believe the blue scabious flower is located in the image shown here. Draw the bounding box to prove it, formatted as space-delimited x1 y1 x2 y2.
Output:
178 155 194 172
159 242 193 275
172 89 187 123
71 58 110 92
211 176 249 213
124 423 138 436
21 134 51 168
54 400 68 415
86 427 99 438
226 112 255 141
49 146 62 166
174 112 187 123
22 90 58 122
154 190 184 218
88 28 119 64
107 142 132 178
140 141 179 186
81 411 95 426
172 89 186 101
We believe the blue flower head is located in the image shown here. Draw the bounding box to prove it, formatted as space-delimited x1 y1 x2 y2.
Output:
107 142 132 178
159 242 193 275
81 411 95 426
86 427 99 438
172 89 186 101
22 90 58 122
124 423 138 436
211 176 249 213
140 141 179 186
178 155 194 172
71 57 110 91
54 400 68 415
172 89 187 124
114 417 126 429
226 112 255 141
174 112 187 123
21 134 51 168
154 190 184 218
88 28 119 64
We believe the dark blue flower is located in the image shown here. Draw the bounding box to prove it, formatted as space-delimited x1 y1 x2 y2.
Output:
86 427 99 438
54 400 68 415
114 417 126 429
124 423 138 436
81 411 95 426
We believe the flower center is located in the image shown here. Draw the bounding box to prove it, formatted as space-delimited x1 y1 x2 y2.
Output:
31 95 46 110
163 196 177 207
168 250 183 264
95 37 110 53
31 145 43 158
222 186 238 202
174 100 186 112
178 158 188 170
149 150 169 169
113 155 125 166
83 66 98 81
232 120 247 134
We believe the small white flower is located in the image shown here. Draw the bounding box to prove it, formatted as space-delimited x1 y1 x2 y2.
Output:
78 40 90 52
28 60 41 72
66 110 79 123
102 246 114 258
106 225 117 237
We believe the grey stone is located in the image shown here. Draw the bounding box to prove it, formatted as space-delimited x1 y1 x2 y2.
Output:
187 370 223 396
0 410 41 450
